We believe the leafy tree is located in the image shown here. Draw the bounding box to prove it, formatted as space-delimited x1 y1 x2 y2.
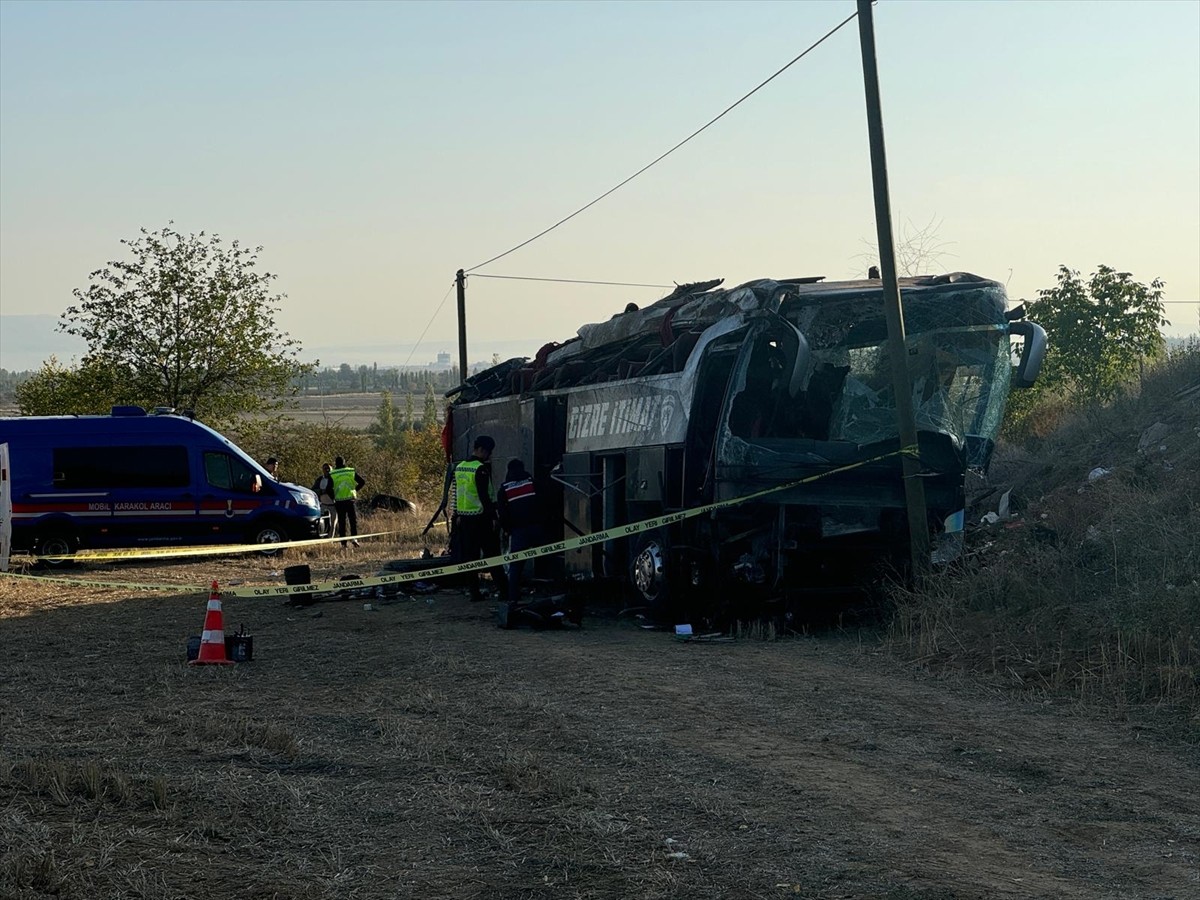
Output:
402 392 414 431
1003 265 1168 439
16 355 141 415
50 224 311 424
1026 265 1167 403
399 426 450 497
420 383 438 432
371 390 400 450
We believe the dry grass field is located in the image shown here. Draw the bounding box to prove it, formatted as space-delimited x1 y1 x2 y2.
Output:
2 532 1197 900
287 392 381 430
285 393 432 431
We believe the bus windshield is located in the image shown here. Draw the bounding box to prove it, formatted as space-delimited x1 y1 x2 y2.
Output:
819 326 1012 462
728 282 1015 467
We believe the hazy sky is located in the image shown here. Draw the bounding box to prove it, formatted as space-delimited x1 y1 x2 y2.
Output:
1 0 1197 370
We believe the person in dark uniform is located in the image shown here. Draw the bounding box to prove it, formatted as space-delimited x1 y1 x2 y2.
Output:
497 458 541 607
453 435 508 602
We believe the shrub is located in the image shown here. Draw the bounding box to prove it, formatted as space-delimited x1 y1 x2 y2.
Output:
232 419 449 509
893 343 1200 724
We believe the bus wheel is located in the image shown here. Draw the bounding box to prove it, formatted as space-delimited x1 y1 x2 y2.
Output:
36 530 79 567
630 532 670 616
251 522 291 555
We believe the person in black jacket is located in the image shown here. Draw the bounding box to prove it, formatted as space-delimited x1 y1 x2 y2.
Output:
497 458 541 607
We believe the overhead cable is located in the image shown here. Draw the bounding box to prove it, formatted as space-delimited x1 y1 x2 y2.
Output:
464 9 859 273
469 274 673 288
403 282 457 368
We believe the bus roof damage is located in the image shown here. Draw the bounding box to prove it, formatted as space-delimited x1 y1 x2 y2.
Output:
447 272 1045 623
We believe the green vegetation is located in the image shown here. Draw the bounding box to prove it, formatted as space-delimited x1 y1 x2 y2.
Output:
15 225 311 428
10 356 142 418
236 388 447 507
895 339 1200 727
299 364 461 396
233 417 448 511
1006 264 1168 440
420 383 438 432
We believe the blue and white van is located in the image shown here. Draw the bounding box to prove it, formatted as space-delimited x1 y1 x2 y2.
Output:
0 406 330 560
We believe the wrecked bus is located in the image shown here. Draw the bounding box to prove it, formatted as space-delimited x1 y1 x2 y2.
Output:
446 273 1045 622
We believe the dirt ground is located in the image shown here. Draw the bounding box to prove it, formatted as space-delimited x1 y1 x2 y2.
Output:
1 546 1197 900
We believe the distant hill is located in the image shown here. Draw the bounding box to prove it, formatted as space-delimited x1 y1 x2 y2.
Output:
0 315 87 371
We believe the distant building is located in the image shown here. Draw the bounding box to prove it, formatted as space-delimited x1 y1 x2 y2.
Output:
432 351 452 370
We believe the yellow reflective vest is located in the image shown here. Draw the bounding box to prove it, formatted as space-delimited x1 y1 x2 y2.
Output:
454 459 494 515
330 467 359 501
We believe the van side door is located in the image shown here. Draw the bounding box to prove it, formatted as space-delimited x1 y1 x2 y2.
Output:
199 451 274 541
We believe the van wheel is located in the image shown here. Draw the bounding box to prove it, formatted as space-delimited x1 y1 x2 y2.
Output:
251 522 291 555
36 530 79 567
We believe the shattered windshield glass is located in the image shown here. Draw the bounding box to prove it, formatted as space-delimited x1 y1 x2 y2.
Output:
725 284 1016 466
822 326 1011 458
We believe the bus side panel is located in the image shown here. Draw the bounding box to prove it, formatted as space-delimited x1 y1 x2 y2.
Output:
561 451 596 578
452 397 526 479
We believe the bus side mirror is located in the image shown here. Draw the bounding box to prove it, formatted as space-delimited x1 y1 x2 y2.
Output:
1009 321 1046 389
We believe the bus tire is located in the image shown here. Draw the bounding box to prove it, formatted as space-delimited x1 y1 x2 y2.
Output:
630 531 673 621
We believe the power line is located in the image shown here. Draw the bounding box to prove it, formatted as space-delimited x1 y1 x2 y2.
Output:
469 274 673 289
403 282 457 368
464 9 860 274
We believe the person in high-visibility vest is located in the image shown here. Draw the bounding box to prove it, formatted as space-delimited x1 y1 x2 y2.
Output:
453 435 508 602
330 455 366 546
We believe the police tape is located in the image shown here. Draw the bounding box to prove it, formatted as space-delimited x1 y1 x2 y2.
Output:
29 517 452 563
220 446 916 598
0 446 915 598
19 530 402 564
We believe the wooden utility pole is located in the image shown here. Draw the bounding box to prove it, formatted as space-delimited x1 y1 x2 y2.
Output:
455 269 468 383
856 0 930 576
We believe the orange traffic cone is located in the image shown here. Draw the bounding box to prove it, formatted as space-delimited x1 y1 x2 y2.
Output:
190 581 235 666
